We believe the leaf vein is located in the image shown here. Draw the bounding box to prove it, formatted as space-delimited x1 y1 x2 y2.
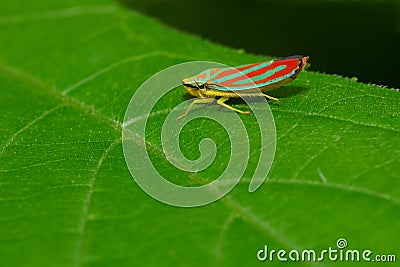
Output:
73 137 122 267
62 51 163 95
0 5 119 26
273 108 400 133
215 178 400 205
0 104 64 158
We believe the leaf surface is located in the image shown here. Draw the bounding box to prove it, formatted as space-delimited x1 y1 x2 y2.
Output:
0 0 399 266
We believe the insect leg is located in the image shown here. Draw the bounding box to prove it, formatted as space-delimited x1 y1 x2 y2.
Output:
262 94 280 102
176 98 215 120
217 97 251 115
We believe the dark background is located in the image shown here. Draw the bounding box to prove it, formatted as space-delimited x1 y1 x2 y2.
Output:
121 0 400 88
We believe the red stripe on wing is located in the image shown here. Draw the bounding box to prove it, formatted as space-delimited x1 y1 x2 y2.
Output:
208 63 262 79
212 57 302 88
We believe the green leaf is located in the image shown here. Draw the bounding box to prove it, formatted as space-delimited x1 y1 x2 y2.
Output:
0 0 399 266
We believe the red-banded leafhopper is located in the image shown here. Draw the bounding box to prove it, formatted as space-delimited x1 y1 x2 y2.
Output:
178 55 309 119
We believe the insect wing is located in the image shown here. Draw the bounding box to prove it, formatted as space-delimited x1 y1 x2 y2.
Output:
207 56 304 91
